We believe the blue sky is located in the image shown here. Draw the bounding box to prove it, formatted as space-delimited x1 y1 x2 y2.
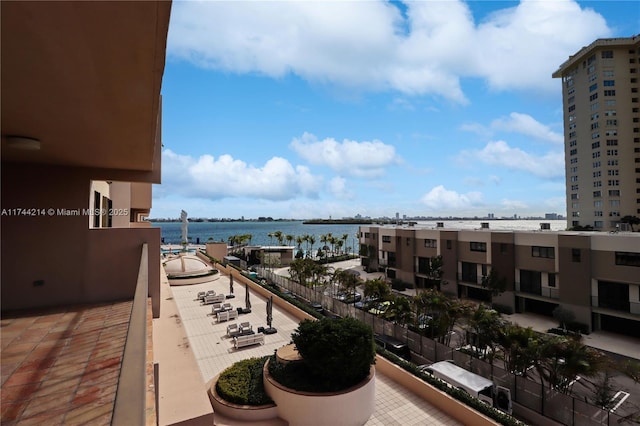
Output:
152 0 639 220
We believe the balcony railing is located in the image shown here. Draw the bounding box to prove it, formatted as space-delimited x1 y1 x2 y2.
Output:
112 243 150 426
541 287 560 299
592 296 635 314
515 282 559 299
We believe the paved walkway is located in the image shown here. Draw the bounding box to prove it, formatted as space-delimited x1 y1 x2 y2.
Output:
169 273 462 426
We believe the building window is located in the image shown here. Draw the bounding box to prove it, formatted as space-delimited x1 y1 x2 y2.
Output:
446 240 452 250
593 191 601 197
608 169 619 176
532 246 555 259
572 248 581 262
590 93 599 101
589 83 598 92
570 148 578 155
595 221 603 228
606 120 617 126
593 161 601 168
601 50 613 59
605 110 616 116
406 237 411 246
606 139 618 146
382 236 391 243
500 243 508 254
609 190 620 196
604 90 616 96
548 274 556 288
424 239 437 248
607 149 618 156
594 200 602 208
603 80 615 86
592 141 600 149
470 242 487 252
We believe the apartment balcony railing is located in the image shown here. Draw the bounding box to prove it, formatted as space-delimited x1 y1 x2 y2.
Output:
592 296 636 314
515 282 559 299
457 273 481 285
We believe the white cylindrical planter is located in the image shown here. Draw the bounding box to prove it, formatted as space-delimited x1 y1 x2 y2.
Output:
263 359 376 426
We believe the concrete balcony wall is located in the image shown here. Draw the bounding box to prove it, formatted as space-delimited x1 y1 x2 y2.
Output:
1 162 160 316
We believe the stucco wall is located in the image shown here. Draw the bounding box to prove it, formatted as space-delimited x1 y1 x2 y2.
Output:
1 162 160 315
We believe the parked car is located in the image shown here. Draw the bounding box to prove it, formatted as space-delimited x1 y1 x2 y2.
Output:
354 296 380 310
374 334 411 360
368 301 391 316
337 292 362 304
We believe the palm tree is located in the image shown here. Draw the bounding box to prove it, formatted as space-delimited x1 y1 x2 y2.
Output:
363 278 391 307
285 234 294 247
535 335 606 394
268 232 274 247
497 324 539 378
295 236 304 258
320 234 328 256
463 304 505 360
308 235 316 259
341 233 349 254
336 239 344 255
274 230 284 246
326 233 333 255
387 295 412 326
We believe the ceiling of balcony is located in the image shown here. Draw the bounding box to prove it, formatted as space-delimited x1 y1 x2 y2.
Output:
1 1 171 171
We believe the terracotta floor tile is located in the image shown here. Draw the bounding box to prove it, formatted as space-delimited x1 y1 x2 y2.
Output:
20 391 74 419
0 382 40 403
16 356 58 373
2 369 48 388
13 328 49 343
63 402 113 426
0 401 27 422
13 412 66 426
1 341 37 356
35 376 82 397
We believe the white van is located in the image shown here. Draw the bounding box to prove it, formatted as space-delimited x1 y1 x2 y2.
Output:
420 360 512 415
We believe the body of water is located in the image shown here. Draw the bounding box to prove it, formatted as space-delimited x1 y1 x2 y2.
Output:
154 221 361 250
153 219 567 248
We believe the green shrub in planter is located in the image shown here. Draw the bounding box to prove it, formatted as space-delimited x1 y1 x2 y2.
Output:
289 317 375 392
216 357 273 405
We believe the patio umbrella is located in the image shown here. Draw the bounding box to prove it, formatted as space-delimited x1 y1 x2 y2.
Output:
266 296 273 328
229 274 234 294
245 282 251 309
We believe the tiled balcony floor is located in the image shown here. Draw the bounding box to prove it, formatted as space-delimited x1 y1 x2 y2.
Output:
1 301 132 426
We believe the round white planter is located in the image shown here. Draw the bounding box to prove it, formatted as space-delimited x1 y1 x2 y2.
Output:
208 374 279 422
263 359 376 426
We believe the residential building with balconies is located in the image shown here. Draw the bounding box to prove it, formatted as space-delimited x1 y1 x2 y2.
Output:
553 35 640 231
359 224 640 337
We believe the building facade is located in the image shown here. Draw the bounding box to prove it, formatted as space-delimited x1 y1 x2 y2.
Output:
360 224 640 337
553 35 640 231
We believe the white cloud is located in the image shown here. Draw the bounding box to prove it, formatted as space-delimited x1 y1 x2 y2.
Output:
460 141 564 178
491 113 563 144
463 112 563 144
160 149 322 201
328 176 355 200
290 132 399 178
168 0 610 102
420 185 483 210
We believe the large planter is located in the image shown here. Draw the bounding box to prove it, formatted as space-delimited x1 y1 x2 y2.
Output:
207 375 279 422
263 357 376 426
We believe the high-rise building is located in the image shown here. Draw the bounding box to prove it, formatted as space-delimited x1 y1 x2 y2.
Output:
553 35 640 231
